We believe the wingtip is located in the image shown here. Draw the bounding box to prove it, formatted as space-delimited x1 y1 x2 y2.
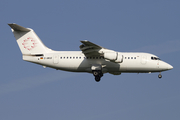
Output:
8 23 14 24
80 40 89 43
8 23 16 26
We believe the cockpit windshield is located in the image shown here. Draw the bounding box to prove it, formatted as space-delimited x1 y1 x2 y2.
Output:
151 57 161 60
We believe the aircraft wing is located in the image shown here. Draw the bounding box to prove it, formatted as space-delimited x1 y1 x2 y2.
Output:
80 40 106 56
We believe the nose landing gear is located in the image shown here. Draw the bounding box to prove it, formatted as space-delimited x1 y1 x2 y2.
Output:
158 72 162 78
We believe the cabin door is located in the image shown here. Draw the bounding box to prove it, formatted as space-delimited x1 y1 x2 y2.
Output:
53 55 59 64
141 56 147 65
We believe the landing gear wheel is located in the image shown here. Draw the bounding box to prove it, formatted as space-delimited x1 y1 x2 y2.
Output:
158 74 162 79
92 70 103 82
93 71 99 76
95 76 101 82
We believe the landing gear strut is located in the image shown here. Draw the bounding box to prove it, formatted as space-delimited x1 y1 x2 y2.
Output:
92 70 103 82
158 72 162 79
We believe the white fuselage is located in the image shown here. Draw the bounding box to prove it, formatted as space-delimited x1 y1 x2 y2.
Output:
8 23 173 81
23 51 173 74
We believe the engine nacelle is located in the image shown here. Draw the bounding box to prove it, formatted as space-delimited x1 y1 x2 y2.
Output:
104 52 123 63
115 53 123 63
104 52 117 61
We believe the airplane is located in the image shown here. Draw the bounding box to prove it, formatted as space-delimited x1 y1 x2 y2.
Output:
8 23 173 82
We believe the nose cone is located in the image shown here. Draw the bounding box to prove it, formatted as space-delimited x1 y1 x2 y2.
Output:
159 61 173 71
167 64 173 70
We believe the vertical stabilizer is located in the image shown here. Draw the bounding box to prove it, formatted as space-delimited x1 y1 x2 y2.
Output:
8 23 51 55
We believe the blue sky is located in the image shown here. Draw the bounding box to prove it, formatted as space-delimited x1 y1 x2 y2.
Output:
0 0 180 120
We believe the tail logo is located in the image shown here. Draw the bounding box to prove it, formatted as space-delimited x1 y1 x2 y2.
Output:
22 37 38 51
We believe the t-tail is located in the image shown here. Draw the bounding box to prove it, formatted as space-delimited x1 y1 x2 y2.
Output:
8 23 52 54
8 23 52 62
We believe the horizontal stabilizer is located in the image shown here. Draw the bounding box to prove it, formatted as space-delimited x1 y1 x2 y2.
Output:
8 23 30 32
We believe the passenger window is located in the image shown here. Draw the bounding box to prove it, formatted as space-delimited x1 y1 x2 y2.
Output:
131 57 133 59
134 57 136 59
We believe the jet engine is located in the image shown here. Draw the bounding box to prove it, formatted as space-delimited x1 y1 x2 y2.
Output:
104 52 123 63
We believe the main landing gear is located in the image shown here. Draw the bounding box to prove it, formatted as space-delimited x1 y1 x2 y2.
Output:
92 70 103 82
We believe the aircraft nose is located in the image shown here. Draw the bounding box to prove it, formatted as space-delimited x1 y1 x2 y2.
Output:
159 61 173 71
167 64 173 70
